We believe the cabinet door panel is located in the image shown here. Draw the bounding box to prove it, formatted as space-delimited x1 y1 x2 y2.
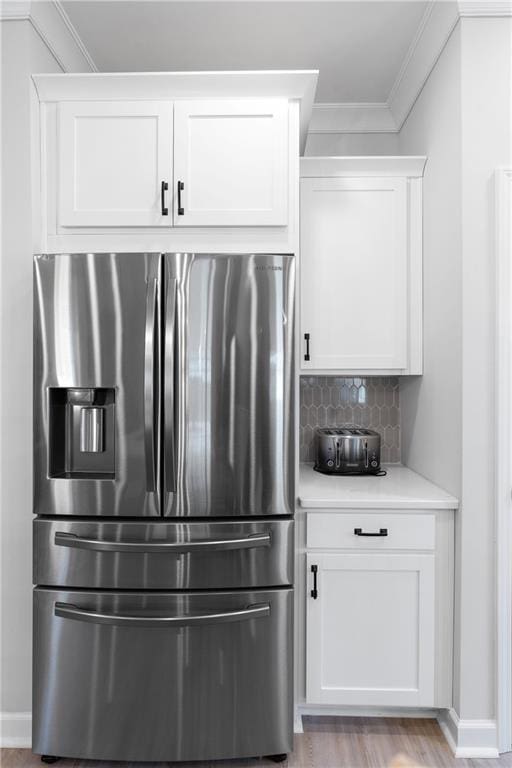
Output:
306 552 435 706
300 178 408 370
173 100 288 226
59 101 172 227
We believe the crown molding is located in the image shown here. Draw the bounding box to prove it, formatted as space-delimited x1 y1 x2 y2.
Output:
311 0 511 137
309 103 396 134
0 1 97 73
2 0 509 134
300 156 427 179
387 0 460 130
458 1 512 15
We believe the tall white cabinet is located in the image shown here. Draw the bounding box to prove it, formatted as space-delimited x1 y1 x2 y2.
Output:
300 157 426 375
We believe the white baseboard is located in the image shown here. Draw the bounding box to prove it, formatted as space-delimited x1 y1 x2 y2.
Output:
0 712 32 748
1 707 498 757
437 708 499 758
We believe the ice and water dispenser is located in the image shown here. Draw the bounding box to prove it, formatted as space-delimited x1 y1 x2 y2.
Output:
48 388 115 479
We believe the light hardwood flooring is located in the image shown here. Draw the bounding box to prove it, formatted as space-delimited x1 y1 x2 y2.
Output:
2 717 512 768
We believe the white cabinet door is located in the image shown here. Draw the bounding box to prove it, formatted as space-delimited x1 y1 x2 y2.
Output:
58 101 173 227
300 177 408 370
306 552 435 707
173 100 288 226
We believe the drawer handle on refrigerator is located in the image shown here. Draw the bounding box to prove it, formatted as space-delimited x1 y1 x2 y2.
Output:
354 528 388 537
54 602 270 627
54 531 271 553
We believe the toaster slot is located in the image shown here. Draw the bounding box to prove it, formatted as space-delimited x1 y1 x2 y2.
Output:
335 440 342 469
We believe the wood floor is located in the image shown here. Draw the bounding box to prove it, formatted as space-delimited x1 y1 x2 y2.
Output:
3 717 512 768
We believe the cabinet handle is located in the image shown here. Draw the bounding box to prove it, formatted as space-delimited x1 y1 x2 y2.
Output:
177 180 184 215
310 564 318 599
304 333 310 362
161 181 169 216
354 528 388 537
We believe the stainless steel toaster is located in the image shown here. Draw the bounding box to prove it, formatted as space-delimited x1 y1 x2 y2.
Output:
314 426 381 475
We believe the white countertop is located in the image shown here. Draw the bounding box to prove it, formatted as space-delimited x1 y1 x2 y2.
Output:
298 463 459 510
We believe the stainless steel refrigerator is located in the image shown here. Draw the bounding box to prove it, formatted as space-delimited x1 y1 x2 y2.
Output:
32 252 295 764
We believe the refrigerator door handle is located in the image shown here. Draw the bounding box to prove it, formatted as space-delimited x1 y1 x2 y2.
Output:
54 601 270 627
164 276 177 494
144 277 158 493
54 531 271 553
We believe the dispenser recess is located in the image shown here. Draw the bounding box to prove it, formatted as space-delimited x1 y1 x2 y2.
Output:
48 388 115 479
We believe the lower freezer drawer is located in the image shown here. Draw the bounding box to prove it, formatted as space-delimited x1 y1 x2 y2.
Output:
33 587 293 762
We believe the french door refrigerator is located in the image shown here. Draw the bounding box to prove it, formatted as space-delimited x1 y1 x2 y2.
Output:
32 252 295 764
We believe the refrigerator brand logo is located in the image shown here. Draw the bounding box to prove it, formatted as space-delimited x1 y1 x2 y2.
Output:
255 266 282 271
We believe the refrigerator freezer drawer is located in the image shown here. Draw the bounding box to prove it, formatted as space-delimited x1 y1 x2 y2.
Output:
34 518 294 589
33 587 293 762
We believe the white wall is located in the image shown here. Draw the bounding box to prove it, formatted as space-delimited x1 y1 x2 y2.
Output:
1 13 92 737
398 16 512 726
305 130 399 156
398 25 462 499
1 18 63 718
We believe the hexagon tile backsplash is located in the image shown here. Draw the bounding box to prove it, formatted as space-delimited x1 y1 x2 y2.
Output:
300 376 401 464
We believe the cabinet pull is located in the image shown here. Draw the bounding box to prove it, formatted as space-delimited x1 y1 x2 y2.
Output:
161 181 169 216
354 527 388 537
310 564 318 599
177 180 184 215
304 333 310 362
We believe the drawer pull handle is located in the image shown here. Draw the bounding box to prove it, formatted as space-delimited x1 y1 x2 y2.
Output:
54 531 271 553
55 601 270 628
304 333 310 362
354 527 388 537
161 180 169 216
177 180 185 215
310 564 318 599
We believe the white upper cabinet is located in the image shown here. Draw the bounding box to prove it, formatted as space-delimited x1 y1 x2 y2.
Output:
58 101 173 227
173 100 288 226
300 157 426 375
34 71 318 252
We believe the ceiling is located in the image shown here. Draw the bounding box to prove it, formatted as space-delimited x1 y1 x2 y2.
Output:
60 1 429 103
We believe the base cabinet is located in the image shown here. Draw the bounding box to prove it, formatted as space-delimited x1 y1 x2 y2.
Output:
306 552 435 707
304 508 454 709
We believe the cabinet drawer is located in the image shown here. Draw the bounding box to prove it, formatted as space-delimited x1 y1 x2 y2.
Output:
307 512 435 551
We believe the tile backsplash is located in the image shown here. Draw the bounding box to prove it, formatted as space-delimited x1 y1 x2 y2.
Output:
300 376 400 464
